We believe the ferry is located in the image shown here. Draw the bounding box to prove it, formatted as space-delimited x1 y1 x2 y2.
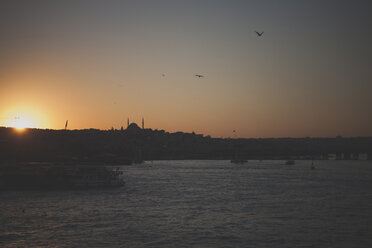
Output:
0 162 125 190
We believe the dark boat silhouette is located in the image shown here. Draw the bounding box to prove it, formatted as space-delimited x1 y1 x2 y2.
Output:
310 160 315 170
0 162 124 190
230 149 247 164
230 159 248 164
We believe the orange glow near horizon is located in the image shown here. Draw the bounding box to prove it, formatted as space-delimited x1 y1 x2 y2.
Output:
2 107 47 130
5 116 37 130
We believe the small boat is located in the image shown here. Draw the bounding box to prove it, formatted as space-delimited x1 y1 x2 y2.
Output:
230 147 247 164
310 160 315 170
0 162 125 190
285 160 295 165
71 166 124 188
230 159 248 164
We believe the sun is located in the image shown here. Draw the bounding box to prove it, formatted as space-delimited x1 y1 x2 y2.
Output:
2 109 43 130
6 116 36 131
12 118 33 130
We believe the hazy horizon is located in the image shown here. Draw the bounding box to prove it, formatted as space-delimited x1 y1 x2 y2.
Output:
1 0 371 138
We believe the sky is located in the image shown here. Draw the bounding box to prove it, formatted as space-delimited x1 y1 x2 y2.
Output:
0 0 371 138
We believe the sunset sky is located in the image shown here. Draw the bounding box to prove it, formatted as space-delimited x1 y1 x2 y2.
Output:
1 0 371 137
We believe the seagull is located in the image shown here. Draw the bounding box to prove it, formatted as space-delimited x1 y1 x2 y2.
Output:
255 31 264 37
195 74 204 78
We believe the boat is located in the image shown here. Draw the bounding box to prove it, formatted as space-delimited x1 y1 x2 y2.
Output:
285 160 295 165
310 160 315 170
71 166 124 188
230 144 247 164
0 162 125 190
230 131 247 164
230 152 248 164
230 159 248 164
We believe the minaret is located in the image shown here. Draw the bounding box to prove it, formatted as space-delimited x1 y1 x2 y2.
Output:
127 118 129 128
142 117 144 129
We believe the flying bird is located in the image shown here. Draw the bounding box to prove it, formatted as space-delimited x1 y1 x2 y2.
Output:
195 74 204 78
255 31 264 37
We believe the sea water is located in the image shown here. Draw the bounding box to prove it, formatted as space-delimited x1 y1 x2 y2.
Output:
1 160 372 247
